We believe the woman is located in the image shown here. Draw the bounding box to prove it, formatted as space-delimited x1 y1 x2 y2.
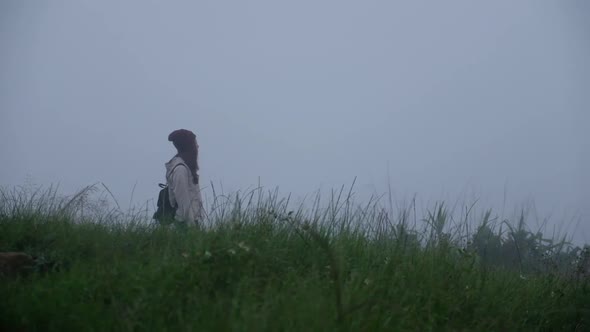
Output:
165 129 204 226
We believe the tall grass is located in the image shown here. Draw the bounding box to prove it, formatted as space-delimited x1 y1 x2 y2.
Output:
0 184 589 331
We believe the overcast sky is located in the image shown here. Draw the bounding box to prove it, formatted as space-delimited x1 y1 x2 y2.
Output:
1 1 588 242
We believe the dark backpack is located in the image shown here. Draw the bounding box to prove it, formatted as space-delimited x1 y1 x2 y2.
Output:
152 183 176 225
153 163 187 225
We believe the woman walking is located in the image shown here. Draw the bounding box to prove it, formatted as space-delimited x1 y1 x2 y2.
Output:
165 129 204 226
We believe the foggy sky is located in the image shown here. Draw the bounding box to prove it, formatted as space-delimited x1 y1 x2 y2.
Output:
1 1 588 242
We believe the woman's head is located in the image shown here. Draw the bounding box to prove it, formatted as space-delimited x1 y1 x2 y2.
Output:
168 129 199 184
168 129 197 153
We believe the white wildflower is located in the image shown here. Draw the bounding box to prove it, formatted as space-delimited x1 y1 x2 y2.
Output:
238 241 250 252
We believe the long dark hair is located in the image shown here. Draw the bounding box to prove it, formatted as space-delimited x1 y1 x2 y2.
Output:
168 129 199 184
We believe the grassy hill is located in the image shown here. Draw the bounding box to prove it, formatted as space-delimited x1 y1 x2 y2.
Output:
1 185 588 331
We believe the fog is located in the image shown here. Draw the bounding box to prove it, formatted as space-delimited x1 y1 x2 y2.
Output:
1 1 588 242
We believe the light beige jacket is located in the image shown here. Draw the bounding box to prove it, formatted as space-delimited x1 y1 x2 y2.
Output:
165 156 204 225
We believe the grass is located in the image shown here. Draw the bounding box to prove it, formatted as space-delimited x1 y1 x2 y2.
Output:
0 184 589 331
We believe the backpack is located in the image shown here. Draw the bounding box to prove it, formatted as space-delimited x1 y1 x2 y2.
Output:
152 183 176 225
152 163 187 225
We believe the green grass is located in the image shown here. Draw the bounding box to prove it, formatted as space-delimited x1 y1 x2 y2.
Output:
0 185 589 331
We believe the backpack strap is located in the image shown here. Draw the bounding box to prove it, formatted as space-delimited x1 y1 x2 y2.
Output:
167 163 189 183
172 163 188 175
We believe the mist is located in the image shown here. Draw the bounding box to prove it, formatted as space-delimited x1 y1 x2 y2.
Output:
1 1 588 243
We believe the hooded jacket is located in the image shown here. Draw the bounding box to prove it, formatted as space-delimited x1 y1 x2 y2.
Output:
165 156 204 225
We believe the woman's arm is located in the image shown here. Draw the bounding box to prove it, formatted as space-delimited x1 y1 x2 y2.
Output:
170 165 196 223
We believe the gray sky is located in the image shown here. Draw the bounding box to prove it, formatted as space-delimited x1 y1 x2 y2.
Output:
1 1 588 242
